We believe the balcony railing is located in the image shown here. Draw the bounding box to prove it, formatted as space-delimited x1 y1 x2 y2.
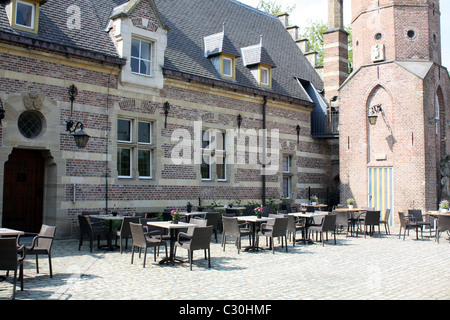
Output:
311 110 339 138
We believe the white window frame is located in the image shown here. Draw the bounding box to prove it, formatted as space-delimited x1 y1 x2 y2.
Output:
131 38 153 77
261 67 270 86
282 155 292 199
14 0 35 30
201 129 228 181
222 57 233 78
117 118 155 180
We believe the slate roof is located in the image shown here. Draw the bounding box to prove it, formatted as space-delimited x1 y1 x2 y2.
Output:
0 0 323 103
204 29 241 58
241 39 277 68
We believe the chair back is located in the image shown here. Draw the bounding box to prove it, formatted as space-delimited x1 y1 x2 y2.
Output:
222 216 241 237
225 208 239 215
205 212 219 229
187 218 207 235
283 214 296 232
322 214 337 232
437 215 450 232
189 226 213 250
306 206 315 213
78 214 93 233
119 216 140 237
271 217 288 237
243 205 255 215
384 209 391 223
398 212 407 227
129 223 147 248
334 211 349 227
408 209 423 222
262 206 272 217
163 208 175 221
140 217 158 232
34 225 56 251
280 203 292 213
0 238 20 270
365 211 381 225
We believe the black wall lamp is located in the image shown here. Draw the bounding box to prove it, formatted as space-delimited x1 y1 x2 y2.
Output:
163 101 170 128
368 104 383 125
0 98 5 126
237 114 242 130
66 84 90 148
296 124 301 143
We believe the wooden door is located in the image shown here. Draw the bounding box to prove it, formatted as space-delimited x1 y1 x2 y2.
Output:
2 149 44 233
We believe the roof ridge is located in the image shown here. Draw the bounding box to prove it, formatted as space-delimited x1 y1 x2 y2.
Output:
225 0 279 20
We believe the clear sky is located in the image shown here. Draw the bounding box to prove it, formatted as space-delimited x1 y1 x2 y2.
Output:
238 0 450 69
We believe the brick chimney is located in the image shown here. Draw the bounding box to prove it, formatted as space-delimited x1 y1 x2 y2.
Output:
323 0 348 102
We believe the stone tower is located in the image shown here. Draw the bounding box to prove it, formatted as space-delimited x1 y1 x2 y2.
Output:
323 0 348 102
339 0 450 223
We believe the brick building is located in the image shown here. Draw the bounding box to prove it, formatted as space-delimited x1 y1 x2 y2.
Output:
0 0 336 238
338 0 450 223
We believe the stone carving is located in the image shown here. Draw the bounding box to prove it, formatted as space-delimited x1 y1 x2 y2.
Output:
371 44 385 62
440 154 450 200
24 94 43 110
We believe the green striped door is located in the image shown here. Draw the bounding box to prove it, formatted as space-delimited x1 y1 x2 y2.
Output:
368 167 393 226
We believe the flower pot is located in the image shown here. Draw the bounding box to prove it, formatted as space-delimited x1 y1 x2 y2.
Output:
441 208 448 213
172 219 179 224
348 205 354 209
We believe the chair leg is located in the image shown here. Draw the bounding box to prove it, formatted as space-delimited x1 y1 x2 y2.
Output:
48 254 53 278
131 245 135 264
35 255 40 274
12 269 17 300
207 248 211 268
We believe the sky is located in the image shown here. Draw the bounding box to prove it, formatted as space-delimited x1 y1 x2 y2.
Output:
238 0 450 69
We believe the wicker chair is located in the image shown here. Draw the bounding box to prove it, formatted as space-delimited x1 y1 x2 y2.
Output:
308 214 337 246
115 216 140 253
408 209 432 239
380 209 391 235
0 238 25 300
257 217 289 253
362 211 381 238
436 215 450 244
174 226 213 270
78 215 107 252
222 216 252 254
398 211 421 240
129 222 168 268
204 212 220 243
25 225 56 277
334 210 349 236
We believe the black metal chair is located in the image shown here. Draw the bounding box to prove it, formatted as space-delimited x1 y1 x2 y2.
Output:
0 238 25 300
25 225 56 277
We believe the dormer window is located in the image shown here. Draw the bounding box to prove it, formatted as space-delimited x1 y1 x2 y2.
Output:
131 37 152 77
12 0 41 34
204 25 240 81
241 36 276 88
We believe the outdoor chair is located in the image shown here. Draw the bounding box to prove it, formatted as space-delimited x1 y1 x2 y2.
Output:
243 205 256 215
222 216 252 254
178 218 207 243
333 210 349 236
436 215 450 244
262 206 272 217
225 208 239 216
205 212 220 243
408 209 432 239
115 216 140 253
362 211 381 238
25 225 56 278
398 211 421 241
174 226 213 271
78 214 107 252
129 222 168 268
380 209 391 235
308 214 337 246
0 238 26 300
257 216 289 253
281 214 304 246
305 206 315 213
141 217 170 241
163 208 175 221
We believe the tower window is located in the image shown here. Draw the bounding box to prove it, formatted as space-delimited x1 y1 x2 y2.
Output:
407 30 415 39
375 33 382 41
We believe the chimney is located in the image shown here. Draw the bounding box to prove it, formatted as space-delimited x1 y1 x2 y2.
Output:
322 0 348 103
277 12 289 28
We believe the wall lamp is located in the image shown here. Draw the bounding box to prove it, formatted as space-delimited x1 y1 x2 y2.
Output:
237 114 242 130
0 98 5 126
296 124 301 143
368 104 383 125
66 85 90 148
163 101 170 128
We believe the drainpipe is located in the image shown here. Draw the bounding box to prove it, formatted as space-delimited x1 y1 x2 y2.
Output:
262 96 267 206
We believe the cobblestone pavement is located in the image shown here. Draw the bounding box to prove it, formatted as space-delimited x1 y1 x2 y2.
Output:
1 227 449 301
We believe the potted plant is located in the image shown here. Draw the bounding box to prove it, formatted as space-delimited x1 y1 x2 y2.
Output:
186 202 192 213
347 198 355 209
440 199 449 213
310 195 318 205
171 209 180 224
254 206 263 219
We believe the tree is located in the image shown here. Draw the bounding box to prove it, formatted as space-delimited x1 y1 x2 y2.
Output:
300 20 353 73
257 0 296 16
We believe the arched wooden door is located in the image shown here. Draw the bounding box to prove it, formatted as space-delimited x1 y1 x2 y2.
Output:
2 149 44 233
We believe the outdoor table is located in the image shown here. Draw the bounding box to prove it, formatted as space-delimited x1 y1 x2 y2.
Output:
289 212 327 244
0 228 24 237
88 215 124 251
236 215 273 252
179 211 206 222
146 221 197 265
